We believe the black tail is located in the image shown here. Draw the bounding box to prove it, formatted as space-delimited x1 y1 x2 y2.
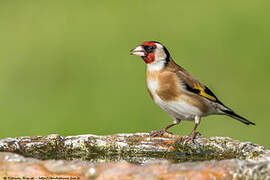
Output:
222 110 255 125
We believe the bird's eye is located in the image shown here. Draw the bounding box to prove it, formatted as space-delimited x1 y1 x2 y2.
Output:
144 45 155 53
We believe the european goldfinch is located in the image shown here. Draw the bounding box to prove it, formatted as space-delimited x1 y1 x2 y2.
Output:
130 41 255 140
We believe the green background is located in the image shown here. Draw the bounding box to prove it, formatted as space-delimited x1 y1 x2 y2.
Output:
0 1 269 147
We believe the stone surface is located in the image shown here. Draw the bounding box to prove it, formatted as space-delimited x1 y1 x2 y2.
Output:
0 133 267 163
0 133 269 179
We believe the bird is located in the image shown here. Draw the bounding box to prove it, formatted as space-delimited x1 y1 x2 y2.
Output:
130 41 255 141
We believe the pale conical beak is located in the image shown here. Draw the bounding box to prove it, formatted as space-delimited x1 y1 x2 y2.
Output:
130 45 146 57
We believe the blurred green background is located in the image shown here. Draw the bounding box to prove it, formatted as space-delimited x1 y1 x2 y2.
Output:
0 1 269 147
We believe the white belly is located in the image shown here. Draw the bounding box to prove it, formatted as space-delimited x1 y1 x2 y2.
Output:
147 80 203 121
155 95 202 120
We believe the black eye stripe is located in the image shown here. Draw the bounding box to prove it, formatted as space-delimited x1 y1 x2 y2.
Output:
144 45 155 53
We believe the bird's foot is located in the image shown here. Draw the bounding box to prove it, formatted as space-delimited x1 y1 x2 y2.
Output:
182 131 201 144
149 128 173 137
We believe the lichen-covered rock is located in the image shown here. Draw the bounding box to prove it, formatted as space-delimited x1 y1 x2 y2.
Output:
0 133 269 179
0 133 267 163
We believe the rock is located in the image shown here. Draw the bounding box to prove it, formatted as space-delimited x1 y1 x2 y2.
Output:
0 133 269 179
0 133 267 163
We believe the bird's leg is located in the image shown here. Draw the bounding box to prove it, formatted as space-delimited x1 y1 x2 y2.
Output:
150 118 180 137
183 116 201 143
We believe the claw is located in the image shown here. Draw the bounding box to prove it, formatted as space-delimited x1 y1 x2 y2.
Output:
182 131 201 144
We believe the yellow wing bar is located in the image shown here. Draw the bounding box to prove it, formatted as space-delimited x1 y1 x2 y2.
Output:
193 84 217 101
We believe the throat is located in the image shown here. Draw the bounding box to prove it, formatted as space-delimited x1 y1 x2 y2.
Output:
146 59 166 71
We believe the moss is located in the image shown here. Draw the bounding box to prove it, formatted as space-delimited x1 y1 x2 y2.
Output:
0 133 267 164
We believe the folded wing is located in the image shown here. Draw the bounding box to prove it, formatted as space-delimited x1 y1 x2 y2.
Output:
170 59 255 125
173 63 223 105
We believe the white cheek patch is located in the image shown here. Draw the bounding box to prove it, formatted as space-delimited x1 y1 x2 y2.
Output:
154 43 167 62
155 43 163 49
155 50 166 60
